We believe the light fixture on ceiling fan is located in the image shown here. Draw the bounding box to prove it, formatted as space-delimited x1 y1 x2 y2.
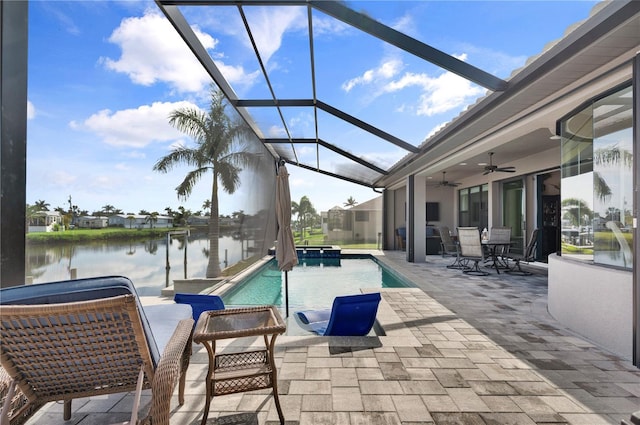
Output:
483 152 516 175
436 171 460 187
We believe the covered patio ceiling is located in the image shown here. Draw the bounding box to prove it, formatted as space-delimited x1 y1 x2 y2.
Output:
155 0 640 190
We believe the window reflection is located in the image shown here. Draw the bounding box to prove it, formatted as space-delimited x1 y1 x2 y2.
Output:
559 84 633 269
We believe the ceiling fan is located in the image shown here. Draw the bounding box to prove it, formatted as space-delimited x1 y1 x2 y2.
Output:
483 152 516 175
436 171 460 187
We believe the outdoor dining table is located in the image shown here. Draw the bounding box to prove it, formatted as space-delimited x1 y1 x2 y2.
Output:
482 240 511 274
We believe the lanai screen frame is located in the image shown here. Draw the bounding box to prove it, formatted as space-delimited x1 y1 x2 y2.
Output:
155 0 507 189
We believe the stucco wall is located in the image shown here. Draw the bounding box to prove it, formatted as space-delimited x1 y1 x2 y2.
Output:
548 255 633 359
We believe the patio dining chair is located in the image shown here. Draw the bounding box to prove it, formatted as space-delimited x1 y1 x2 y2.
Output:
438 226 465 269
0 276 194 425
506 228 539 276
485 226 512 268
457 227 490 276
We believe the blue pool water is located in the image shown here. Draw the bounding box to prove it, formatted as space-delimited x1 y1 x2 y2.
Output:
222 256 412 311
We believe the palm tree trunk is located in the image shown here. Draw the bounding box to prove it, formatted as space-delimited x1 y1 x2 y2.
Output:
206 172 222 278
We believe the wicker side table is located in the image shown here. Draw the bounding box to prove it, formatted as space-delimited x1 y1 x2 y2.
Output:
193 306 286 425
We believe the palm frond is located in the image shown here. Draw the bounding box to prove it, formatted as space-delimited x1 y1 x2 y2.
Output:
169 108 209 143
593 171 612 202
216 161 241 194
594 145 633 168
176 167 211 199
153 146 203 172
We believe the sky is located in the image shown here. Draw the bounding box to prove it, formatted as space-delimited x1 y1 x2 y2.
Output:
26 0 598 216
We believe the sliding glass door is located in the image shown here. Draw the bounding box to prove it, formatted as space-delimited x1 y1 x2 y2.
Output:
503 179 525 255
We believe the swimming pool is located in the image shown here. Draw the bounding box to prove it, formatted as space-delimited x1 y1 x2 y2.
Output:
221 256 413 311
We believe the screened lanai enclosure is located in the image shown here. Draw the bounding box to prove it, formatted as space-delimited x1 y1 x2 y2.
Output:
154 0 508 187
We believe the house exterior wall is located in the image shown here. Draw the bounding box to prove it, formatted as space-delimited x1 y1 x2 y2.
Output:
28 212 62 233
108 215 174 229
548 255 633 359
77 217 108 228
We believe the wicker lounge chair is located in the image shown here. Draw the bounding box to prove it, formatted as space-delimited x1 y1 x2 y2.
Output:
0 276 194 425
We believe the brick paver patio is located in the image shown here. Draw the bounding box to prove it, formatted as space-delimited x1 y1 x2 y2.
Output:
25 251 640 424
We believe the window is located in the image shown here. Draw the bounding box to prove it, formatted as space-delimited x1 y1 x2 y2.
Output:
559 84 633 269
355 211 369 222
458 184 488 229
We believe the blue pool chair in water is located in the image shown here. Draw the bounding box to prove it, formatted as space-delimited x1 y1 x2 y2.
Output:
174 293 225 322
294 292 382 336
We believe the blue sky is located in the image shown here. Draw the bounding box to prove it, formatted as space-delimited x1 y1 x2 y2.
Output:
26 0 598 216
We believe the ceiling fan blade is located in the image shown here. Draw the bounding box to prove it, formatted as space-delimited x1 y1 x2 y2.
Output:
496 167 516 173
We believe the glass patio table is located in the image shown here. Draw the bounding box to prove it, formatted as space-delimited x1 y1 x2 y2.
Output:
482 240 511 274
193 305 287 425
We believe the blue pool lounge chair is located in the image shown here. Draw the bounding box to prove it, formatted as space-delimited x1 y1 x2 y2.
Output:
174 292 225 322
294 292 381 336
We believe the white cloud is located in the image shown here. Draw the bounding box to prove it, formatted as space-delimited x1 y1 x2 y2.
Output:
412 71 484 117
27 101 36 120
343 54 483 116
103 9 262 92
244 6 307 65
312 15 352 37
101 10 214 93
74 101 199 148
361 149 406 169
342 59 403 92
267 125 287 138
391 13 417 36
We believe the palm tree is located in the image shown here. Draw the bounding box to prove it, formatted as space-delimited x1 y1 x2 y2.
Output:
34 199 50 211
291 196 316 241
145 211 159 229
153 86 256 278
561 198 593 227
126 214 136 229
101 204 115 216
593 145 632 202
344 196 358 207
202 200 211 216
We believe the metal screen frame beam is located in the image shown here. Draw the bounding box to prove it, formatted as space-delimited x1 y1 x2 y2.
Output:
1 0 28 288
311 0 507 92
265 138 388 175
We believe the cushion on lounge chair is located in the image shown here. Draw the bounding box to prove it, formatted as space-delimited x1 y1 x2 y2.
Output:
0 276 192 365
294 292 381 336
174 292 225 322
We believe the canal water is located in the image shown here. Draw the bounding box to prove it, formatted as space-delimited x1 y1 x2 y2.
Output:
26 233 254 296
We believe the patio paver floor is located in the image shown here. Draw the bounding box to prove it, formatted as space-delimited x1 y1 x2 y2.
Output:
24 251 640 424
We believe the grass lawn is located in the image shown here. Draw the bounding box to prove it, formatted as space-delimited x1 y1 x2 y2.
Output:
294 229 380 249
26 227 193 244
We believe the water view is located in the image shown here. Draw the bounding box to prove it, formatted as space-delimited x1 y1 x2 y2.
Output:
26 233 258 296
